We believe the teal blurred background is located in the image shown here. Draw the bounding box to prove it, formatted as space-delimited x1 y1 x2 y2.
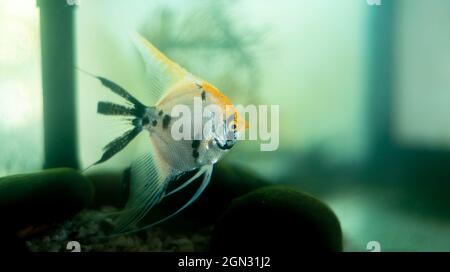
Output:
1 0 449 251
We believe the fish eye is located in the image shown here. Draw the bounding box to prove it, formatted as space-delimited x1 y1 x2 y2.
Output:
226 119 237 132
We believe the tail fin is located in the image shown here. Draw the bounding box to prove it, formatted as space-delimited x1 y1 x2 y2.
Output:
77 67 146 116
95 125 142 165
95 76 146 116
97 101 136 116
77 68 147 166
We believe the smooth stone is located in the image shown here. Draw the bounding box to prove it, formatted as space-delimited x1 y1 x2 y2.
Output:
0 168 94 234
85 170 127 208
210 186 343 252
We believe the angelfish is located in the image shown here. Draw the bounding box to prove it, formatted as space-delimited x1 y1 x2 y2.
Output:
85 34 247 235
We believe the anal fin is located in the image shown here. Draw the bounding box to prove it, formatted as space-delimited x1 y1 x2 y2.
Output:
112 152 179 233
114 165 213 236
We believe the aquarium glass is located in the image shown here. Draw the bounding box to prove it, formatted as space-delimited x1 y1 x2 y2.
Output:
0 0 43 176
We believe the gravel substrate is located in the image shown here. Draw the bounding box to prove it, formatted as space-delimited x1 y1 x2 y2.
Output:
26 207 212 252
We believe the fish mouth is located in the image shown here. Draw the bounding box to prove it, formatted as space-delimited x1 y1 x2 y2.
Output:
214 138 235 150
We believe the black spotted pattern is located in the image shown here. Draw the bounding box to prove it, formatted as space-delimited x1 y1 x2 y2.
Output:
162 114 172 129
192 149 199 159
191 140 201 161
142 116 150 126
192 140 201 149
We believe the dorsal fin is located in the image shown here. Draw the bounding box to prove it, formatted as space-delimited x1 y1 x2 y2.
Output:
131 33 248 130
131 33 193 102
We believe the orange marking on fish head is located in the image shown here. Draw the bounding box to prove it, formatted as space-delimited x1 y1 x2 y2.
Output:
235 111 249 131
201 82 249 131
201 82 232 110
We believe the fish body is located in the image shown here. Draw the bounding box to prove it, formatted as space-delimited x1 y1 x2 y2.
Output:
143 81 235 173
86 33 245 235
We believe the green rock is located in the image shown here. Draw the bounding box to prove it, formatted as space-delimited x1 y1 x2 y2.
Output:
0 168 94 232
210 186 342 252
85 170 127 209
